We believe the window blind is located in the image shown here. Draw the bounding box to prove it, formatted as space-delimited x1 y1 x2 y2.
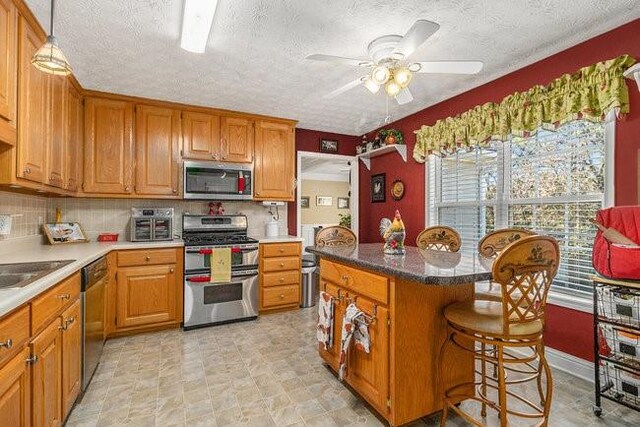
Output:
429 120 606 296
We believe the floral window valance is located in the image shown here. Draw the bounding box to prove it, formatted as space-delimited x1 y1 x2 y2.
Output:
413 55 636 162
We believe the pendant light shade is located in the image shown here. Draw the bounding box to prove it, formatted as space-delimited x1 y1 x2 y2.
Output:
32 0 72 76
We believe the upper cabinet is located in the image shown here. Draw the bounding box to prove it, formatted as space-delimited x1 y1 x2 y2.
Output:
220 116 253 163
17 15 48 184
181 112 253 163
254 120 295 201
181 111 220 161
135 105 180 197
83 97 134 194
66 81 83 193
46 76 66 189
0 0 17 146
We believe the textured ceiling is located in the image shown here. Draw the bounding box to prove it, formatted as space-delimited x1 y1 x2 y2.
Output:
25 0 640 136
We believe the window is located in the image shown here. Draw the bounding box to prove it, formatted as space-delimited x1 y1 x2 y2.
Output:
427 120 611 298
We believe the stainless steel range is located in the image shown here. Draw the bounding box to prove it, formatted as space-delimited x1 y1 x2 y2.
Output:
182 214 259 329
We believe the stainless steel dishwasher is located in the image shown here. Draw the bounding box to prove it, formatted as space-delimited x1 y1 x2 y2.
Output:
81 257 107 391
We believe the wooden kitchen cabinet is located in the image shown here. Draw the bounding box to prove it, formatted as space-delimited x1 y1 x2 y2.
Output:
65 80 83 193
220 115 253 163
83 96 134 194
60 299 81 418
30 317 63 427
46 76 67 189
108 248 183 335
254 120 295 201
135 105 180 196
0 0 17 146
181 111 220 160
259 242 301 313
17 15 49 184
0 347 31 427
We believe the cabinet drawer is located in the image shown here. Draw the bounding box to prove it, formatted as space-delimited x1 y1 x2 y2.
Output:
117 248 177 267
262 242 300 258
0 306 30 367
262 257 300 273
320 260 388 304
262 270 300 287
262 284 299 308
32 272 80 333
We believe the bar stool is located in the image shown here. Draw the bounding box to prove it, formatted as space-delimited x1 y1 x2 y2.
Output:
416 226 461 252
439 235 559 427
315 226 357 247
475 228 536 302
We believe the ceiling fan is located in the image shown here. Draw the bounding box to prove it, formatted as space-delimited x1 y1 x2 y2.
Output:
306 20 483 105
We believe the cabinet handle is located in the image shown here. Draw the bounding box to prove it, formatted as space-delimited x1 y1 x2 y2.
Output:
66 317 75 327
279 248 284 253
0 338 12 349
124 186 130 192
49 176 55 182
172 189 177 193
279 294 284 299
279 262 285 267
24 167 31 175
256 192 260 196
57 293 70 301
279 277 284 283
169 268 174 273
212 154 217 160
26 354 38 364
145 256 151 261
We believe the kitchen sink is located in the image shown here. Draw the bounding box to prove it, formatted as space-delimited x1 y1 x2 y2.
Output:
0 260 75 289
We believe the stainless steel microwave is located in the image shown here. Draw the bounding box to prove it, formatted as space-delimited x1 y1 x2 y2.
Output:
183 161 252 200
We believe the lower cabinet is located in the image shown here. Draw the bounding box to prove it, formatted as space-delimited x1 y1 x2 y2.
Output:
107 248 183 336
30 316 63 427
61 300 81 417
0 347 31 427
258 242 301 313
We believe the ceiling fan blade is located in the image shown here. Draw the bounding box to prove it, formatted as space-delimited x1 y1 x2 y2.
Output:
306 54 372 67
392 20 440 60
395 87 414 105
414 61 483 74
324 78 364 99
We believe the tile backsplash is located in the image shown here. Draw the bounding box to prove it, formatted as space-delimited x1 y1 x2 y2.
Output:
48 198 288 239
0 191 47 240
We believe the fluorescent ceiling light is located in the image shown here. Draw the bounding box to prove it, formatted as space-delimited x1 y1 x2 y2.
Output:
180 0 218 53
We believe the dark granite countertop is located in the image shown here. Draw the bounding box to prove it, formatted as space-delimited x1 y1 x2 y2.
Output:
306 243 493 285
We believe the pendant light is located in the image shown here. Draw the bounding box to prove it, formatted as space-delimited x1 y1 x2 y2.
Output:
31 0 72 76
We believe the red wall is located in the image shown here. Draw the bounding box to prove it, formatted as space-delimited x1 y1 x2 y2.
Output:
358 18 640 361
287 129 360 235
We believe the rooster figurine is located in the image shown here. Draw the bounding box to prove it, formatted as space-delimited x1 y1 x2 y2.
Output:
379 210 406 255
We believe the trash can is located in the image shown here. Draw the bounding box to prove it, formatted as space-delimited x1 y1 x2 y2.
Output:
300 257 318 308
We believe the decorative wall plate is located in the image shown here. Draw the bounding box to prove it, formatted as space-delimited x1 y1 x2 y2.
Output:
391 179 405 201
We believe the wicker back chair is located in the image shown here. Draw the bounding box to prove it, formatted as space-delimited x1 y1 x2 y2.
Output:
315 226 357 247
478 228 536 258
415 226 461 252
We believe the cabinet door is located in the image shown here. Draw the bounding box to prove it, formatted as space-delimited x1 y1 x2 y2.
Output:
181 111 219 160
0 347 30 427
116 264 177 328
83 97 134 194
60 299 81 418
254 120 294 200
135 105 180 196
220 116 253 163
65 82 83 192
318 281 344 371
0 0 17 145
31 317 62 427
344 295 389 415
17 17 48 183
46 76 66 188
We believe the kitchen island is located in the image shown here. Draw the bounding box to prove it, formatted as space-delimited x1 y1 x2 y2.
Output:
306 243 492 426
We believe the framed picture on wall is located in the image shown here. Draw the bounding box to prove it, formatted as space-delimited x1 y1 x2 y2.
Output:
316 196 333 206
337 197 350 209
301 196 310 208
371 173 386 203
320 139 338 153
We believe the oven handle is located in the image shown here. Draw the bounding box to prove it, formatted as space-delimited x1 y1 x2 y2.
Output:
186 247 256 255
186 270 258 283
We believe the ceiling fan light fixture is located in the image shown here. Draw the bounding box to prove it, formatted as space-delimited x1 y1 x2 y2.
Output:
363 77 380 94
181 0 219 53
408 62 422 72
393 67 412 88
32 0 72 76
385 80 401 97
371 65 390 85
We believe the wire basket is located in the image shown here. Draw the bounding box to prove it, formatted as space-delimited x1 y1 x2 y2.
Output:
600 323 640 369
600 361 640 409
596 284 640 328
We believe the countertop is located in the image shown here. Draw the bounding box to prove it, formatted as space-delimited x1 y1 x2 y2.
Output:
306 243 493 285
0 239 184 318
254 235 304 243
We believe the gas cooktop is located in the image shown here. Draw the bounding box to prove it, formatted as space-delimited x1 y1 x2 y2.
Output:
182 233 259 246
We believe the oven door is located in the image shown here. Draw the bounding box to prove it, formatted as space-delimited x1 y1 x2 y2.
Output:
183 270 258 329
184 245 259 272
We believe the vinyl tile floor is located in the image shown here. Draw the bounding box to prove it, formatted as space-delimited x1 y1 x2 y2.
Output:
66 307 640 427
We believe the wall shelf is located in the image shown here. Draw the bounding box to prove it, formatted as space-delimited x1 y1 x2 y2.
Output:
356 144 407 170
